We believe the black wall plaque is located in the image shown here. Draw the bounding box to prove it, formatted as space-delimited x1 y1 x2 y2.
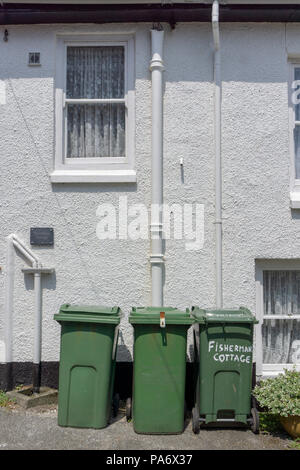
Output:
30 227 54 246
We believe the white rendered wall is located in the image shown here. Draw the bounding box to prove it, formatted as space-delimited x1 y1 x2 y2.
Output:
0 22 299 363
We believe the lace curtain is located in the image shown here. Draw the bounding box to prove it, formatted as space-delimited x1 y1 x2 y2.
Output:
294 68 300 178
66 46 125 158
263 271 300 364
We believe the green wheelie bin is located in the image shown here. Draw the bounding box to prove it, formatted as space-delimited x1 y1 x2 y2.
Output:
54 304 121 429
127 307 193 434
191 306 259 434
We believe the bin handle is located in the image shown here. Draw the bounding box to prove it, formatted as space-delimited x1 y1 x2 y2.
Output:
160 311 166 328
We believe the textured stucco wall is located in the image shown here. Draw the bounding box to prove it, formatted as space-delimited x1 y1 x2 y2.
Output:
0 22 299 363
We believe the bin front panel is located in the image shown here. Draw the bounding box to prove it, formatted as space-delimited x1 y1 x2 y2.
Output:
57 322 118 429
132 324 188 434
67 365 97 427
195 322 254 424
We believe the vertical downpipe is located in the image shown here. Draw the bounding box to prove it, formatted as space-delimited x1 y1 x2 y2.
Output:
150 28 165 307
212 1 223 309
3 235 14 391
33 272 42 393
3 234 46 392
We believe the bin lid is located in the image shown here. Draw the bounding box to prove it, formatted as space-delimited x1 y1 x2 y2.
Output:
129 306 193 325
54 303 121 325
191 306 258 324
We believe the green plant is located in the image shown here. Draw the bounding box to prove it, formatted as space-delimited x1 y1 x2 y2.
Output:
288 438 300 450
253 368 300 417
14 384 24 391
0 390 14 407
258 412 282 434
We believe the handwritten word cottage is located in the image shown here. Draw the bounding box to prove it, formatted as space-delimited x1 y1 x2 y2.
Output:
208 341 252 363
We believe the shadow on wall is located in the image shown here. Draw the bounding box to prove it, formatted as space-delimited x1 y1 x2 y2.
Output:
291 209 300 220
117 330 132 362
0 23 288 86
23 271 56 292
188 343 194 363
51 182 137 196
117 345 132 362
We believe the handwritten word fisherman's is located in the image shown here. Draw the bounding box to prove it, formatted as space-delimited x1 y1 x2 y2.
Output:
208 341 252 363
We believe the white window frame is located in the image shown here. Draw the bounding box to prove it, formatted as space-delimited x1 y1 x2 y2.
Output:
51 34 136 183
256 259 300 377
289 61 300 207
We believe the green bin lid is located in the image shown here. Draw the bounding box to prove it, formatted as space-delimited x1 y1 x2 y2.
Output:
54 303 121 325
191 306 258 324
129 306 193 325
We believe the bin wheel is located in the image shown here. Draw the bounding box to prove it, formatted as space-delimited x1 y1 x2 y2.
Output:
184 401 188 420
126 397 132 422
192 407 200 434
112 393 120 418
250 407 259 434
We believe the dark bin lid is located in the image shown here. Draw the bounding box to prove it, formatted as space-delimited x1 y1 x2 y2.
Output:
129 306 193 325
54 303 121 325
191 306 258 324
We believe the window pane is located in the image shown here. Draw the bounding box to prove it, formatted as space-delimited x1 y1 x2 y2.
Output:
67 104 125 158
294 126 300 179
262 319 300 364
294 67 300 121
263 271 300 315
66 46 124 99
263 271 300 365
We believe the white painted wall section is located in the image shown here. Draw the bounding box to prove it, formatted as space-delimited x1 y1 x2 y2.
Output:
0 22 299 364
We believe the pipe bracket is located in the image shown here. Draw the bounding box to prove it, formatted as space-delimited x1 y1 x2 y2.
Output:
149 59 165 72
149 253 165 264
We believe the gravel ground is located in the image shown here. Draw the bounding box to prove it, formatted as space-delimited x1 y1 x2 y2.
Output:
0 403 293 450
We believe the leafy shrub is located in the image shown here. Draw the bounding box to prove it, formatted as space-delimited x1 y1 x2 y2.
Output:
253 369 300 418
0 390 13 407
258 412 282 434
288 438 300 450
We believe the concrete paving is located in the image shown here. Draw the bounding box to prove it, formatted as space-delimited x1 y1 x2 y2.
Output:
0 403 292 450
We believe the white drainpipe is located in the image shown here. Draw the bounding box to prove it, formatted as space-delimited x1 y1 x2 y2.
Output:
212 1 223 309
3 236 15 390
12 237 39 268
3 234 53 392
149 28 165 307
